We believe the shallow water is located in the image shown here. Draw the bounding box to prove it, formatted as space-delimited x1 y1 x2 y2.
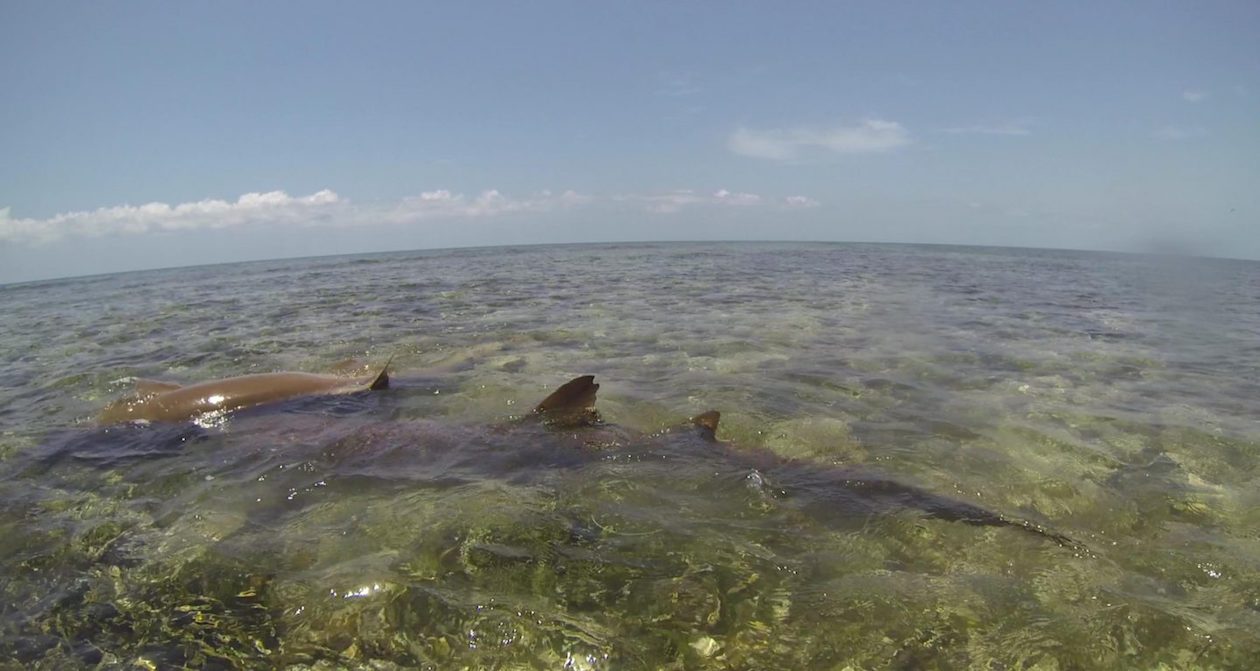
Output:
1 242 1257 669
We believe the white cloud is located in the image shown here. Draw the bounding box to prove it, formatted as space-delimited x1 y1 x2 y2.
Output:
712 189 762 206
377 189 589 224
0 189 343 244
1 186 823 244
0 189 595 245
1153 125 1208 141
618 189 773 214
942 121 1032 136
1182 90 1207 103
728 119 911 160
784 195 821 208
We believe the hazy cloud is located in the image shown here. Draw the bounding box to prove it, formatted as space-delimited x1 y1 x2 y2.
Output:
942 121 1032 136
1153 125 1208 141
654 72 702 97
728 120 911 160
1182 90 1207 103
619 189 769 214
784 195 821 208
713 189 762 206
613 189 826 214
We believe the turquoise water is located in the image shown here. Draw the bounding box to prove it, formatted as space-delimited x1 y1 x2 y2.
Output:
1 242 1257 669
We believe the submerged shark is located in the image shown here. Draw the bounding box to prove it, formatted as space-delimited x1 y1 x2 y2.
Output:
530 376 1076 546
482 375 1076 546
666 410 1077 546
98 362 391 424
93 368 1075 546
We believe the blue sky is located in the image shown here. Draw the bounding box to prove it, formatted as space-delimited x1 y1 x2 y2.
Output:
1 1 1257 283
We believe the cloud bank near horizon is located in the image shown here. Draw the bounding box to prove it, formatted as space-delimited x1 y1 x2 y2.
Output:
614 189 820 214
0 187 821 245
728 120 912 160
0 190 342 245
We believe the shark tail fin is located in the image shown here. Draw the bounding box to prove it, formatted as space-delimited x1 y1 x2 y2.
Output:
367 356 392 391
691 410 721 440
534 375 599 424
1005 517 1086 552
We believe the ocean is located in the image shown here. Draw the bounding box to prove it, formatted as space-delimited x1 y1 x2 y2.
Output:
1 241 1257 668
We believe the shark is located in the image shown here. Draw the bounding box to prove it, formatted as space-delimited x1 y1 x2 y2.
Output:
523 375 1078 546
98 361 392 424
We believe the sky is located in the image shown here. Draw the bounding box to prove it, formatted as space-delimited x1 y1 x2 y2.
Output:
1 1 1257 284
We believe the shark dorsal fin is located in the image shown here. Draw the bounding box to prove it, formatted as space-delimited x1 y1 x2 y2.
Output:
367 357 392 391
691 410 721 440
535 375 598 414
135 379 182 396
534 375 599 424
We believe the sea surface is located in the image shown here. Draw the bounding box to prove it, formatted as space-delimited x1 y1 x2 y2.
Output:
1 242 1257 669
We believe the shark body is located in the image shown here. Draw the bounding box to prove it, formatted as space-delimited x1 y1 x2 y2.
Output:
451 375 1075 546
98 363 390 424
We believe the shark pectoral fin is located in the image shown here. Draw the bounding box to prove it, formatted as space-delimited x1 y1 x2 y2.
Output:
690 410 721 440
533 375 600 425
134 379 182 396
367 357 392 391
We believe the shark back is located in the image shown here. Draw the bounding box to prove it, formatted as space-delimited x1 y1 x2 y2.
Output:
100 361 390 424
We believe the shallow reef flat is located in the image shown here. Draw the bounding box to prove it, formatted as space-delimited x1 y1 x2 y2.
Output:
1 242 1257 669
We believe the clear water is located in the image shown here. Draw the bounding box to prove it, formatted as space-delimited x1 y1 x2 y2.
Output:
1 242 1257 669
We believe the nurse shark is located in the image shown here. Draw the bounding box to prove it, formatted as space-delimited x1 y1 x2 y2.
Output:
98 362 391 424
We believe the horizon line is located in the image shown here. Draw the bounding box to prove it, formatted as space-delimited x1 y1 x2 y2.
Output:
3 238 1253 289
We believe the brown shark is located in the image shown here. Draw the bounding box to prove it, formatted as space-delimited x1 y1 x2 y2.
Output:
99 361 391 424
